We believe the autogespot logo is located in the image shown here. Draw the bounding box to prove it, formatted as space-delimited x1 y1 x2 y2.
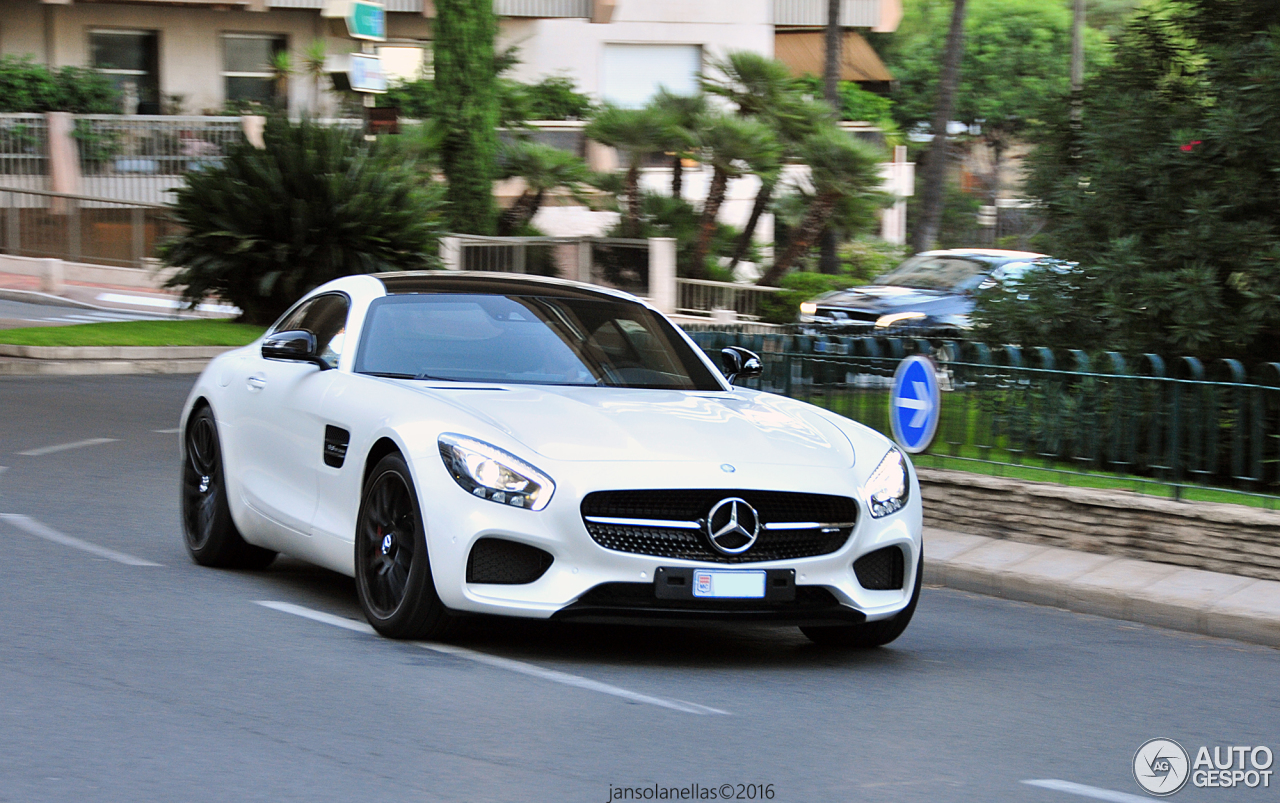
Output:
1134 738 1190 796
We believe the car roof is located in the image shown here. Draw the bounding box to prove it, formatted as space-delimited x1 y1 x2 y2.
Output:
374 271 640 303
915 248 1047 260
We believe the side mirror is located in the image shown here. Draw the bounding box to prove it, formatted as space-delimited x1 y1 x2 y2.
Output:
720 347 762 386
262 329 326 369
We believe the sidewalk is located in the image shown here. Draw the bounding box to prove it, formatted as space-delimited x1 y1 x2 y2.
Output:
0 270 236 319
926 527 1280 648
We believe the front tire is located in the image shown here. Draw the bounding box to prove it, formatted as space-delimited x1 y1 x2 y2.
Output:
355 453 458 639
181 405 277 569
801 553 922 648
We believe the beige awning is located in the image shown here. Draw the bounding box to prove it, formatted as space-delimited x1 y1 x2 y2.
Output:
774 30 894 83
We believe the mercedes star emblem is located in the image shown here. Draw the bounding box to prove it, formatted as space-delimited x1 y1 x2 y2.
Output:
705 497 760 555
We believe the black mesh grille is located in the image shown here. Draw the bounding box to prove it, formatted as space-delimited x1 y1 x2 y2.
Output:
466 538 553 585
581 490 858 564
853 546 905 590
574 582 842 612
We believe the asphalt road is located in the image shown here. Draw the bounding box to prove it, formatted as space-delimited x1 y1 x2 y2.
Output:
0 374 1275 803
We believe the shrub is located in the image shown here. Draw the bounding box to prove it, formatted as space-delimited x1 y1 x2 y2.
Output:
758 271 859 325
161 118 445 325
0 56 118 113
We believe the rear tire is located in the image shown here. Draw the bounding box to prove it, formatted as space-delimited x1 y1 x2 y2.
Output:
355 453 459 639
181 406 277 570
801 553 922 648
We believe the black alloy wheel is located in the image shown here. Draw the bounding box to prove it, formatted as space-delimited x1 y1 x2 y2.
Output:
181 405 276 569
355 453 458 639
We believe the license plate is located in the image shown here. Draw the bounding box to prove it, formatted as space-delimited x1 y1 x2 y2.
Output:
692 569 766 599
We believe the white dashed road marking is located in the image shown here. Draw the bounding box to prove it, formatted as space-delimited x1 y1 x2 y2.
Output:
1023 779 1152 803
153 428 181 434
18 438 117 457
257 600 731 716
0 514 161 567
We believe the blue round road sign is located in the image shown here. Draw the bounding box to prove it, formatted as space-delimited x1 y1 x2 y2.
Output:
890 355 941 453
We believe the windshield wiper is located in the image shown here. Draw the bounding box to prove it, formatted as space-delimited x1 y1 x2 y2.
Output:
362 371 417 379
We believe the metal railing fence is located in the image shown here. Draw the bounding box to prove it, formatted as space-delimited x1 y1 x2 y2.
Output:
0 114 49 190
0 187 177 268
676 278 781 321
444 235 651 297
688 332 1280 506
72 115 245 203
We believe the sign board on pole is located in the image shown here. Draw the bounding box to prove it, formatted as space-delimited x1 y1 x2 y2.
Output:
347 1 386 41
322 0 386 42
889 355 941 453
347 53 387 93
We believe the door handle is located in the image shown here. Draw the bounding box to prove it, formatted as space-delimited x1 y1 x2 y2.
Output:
247 374 267 391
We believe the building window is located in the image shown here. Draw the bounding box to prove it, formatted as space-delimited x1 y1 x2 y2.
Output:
222 34 288 107
601 44 702 108
90 30 160 114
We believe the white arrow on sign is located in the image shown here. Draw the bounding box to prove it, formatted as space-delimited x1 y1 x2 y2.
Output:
895 381 933 428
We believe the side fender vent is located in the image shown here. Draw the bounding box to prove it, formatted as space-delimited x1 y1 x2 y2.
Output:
854 546 905 590
466 538 554 585
323 426 350 468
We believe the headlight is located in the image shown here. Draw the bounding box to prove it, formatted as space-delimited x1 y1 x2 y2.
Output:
864 448 909 518
875 311 927 328
438 434 555 511
799 301 818 316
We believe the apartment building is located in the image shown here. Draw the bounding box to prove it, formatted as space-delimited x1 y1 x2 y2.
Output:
0 0 899 115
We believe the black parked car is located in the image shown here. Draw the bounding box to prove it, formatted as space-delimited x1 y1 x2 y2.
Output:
799 249 1050 337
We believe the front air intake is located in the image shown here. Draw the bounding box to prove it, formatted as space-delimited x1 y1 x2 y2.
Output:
466 538 553 585
853 546 905 590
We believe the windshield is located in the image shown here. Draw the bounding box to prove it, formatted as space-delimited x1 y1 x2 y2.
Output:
874 255 995 291
354 293 723 390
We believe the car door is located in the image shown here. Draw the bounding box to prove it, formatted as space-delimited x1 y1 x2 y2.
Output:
232 293 350 542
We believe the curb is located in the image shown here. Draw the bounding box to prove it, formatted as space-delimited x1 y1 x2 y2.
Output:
926 527 1280 649
0 344 236 376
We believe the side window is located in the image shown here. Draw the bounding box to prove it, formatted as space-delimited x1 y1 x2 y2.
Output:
273 294 350 369
299 295 350 369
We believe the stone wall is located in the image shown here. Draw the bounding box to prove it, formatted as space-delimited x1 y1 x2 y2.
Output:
917 468 1280 582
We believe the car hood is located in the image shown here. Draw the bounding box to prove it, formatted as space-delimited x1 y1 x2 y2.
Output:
410 384 857 467
817 285 969 316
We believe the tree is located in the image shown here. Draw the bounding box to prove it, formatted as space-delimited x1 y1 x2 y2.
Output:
649 89 705 199
161 119 445 326
496 140 594 234
0 57 119 113
886 0 1113 244
759 130 886 285
991 0 1280 358
585 105 671 237
301 40 329 115
270 50 293 111
434 0 500 234
701 52 830 271
912 0 967 253
689 113 781 278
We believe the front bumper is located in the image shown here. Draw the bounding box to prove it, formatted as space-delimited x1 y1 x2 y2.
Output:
414 455 923 625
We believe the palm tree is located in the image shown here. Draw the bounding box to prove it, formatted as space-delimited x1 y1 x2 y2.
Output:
702 51 831 272
758 129 884 286
585 105 670 237
496 140 594 234
269 50 293 112
301 40 328 116
689 112 781 279
649 89 705 200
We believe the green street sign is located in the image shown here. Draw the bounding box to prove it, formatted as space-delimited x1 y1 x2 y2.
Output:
346 0 385 41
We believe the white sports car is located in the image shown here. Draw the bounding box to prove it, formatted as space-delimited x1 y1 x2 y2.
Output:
179 272 923 646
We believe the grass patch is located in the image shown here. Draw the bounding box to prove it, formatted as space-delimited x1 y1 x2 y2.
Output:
0 319 266 347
